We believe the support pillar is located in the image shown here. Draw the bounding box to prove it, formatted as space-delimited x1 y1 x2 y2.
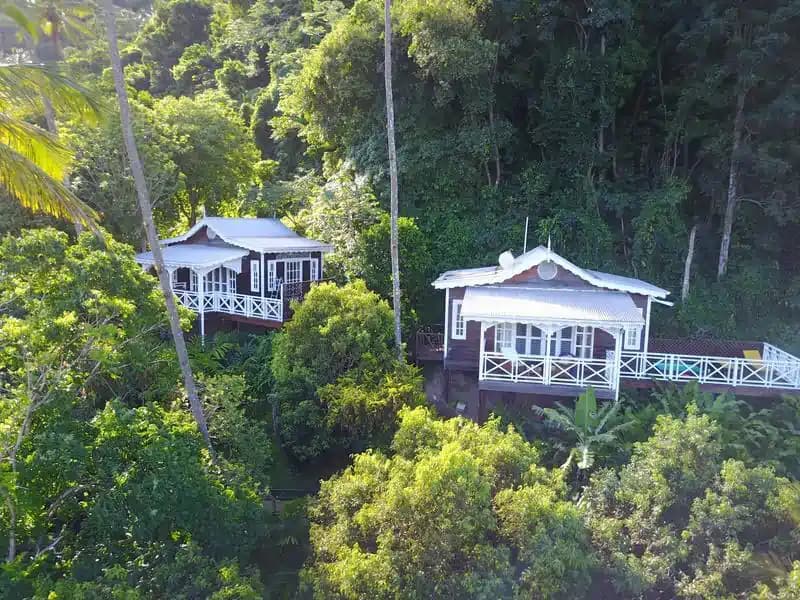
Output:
198 271 206 345
543 328 553 386
259 252 265 300
478 321 487 380
443 288 450 362
613 328 623 400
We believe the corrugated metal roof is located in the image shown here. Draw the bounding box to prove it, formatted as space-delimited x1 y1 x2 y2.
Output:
460 286 645 325
161 217 333 253
135 244 248 272
433 246 670 298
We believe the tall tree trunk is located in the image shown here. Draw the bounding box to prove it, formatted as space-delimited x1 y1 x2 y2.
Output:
102 0 214 457
717 89 746 280
38 22 82 234
682 223 697 301
383 0 402 357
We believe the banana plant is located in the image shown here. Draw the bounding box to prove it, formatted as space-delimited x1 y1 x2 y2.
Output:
535 388 633 473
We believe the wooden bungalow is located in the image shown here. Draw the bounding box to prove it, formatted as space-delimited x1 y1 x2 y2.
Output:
135 217 332 335
418 245 800 414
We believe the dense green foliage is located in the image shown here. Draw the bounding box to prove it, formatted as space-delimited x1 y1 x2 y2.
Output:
0 230 270 598
303 407 595 599
3 1 800 597
584 409 800 598
271 280 424 461
14 0 794 342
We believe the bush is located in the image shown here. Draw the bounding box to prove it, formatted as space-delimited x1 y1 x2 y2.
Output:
303 407 596 599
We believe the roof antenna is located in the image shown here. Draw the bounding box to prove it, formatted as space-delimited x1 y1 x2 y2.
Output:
523 216 529 253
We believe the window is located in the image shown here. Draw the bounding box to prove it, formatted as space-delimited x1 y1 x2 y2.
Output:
547 327 573 356
494 322 515 351
310 259 319 281
451 299 466 339
515 324 543 355
250 260 261 293
203 267 237 294
285 259 302 284
623 326 641 350
267 261 276 291
573 326 594 358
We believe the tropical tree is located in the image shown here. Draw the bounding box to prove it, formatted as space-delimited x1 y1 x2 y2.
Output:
383 0 402 357
101 0 213 456
0 63 99 228
537 389 632 477
303 406 596 598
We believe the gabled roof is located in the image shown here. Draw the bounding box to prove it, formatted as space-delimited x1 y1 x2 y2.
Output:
461 286 645 326
432 246 670 298
162 217 333 254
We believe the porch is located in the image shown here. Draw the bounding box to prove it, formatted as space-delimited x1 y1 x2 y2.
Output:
476 323 625 397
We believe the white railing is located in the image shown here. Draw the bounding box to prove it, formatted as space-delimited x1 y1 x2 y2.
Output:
619 350 800 390
174 289 282 322
480 351 615 390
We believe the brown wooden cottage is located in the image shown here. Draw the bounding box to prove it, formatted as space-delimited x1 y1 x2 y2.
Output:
135 217 332 335
418 245 800 414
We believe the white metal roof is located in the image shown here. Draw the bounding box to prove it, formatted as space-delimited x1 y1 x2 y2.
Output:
161 217 333 254
135 244 249 274
433 246 669 298
460 286 646 326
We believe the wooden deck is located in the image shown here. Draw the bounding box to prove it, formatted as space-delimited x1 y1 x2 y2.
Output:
479 379 616 400
415 329 800 398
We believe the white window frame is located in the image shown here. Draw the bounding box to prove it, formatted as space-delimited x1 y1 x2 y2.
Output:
285 259 302 284
573 326 594 358
623 326 641 350
250 260 260 293
267 261 277 291
494 322 515 351
451 299 466 340
310 259 319 281
515 324 543 355
203 267 237 294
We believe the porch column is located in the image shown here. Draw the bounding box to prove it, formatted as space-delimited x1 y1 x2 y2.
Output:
165 266 177 290
612 327 623 400
259 252 265 300
543 327 553 386
478 321 487 380
443 288 450 361
198 270 206 344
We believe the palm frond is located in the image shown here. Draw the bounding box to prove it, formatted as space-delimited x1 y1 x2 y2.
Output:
0 112 71 179
1 3 38 42
0 64 104 122
0 140 100 231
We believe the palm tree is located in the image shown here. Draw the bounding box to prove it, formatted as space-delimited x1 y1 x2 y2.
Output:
0 63 100 229
101 0 215 458
19 1 93 133
536 389 633 476
383 0 402 358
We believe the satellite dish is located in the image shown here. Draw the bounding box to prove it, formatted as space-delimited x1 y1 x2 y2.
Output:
498 251 515 271
538 261 557 280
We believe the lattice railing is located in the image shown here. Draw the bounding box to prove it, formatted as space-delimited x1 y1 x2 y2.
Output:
174 290 282 322
619 350 800 390
480 351 615 389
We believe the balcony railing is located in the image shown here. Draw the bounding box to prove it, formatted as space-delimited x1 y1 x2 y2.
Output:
619 350 800 390
480 351 615 390
174 289 283 322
